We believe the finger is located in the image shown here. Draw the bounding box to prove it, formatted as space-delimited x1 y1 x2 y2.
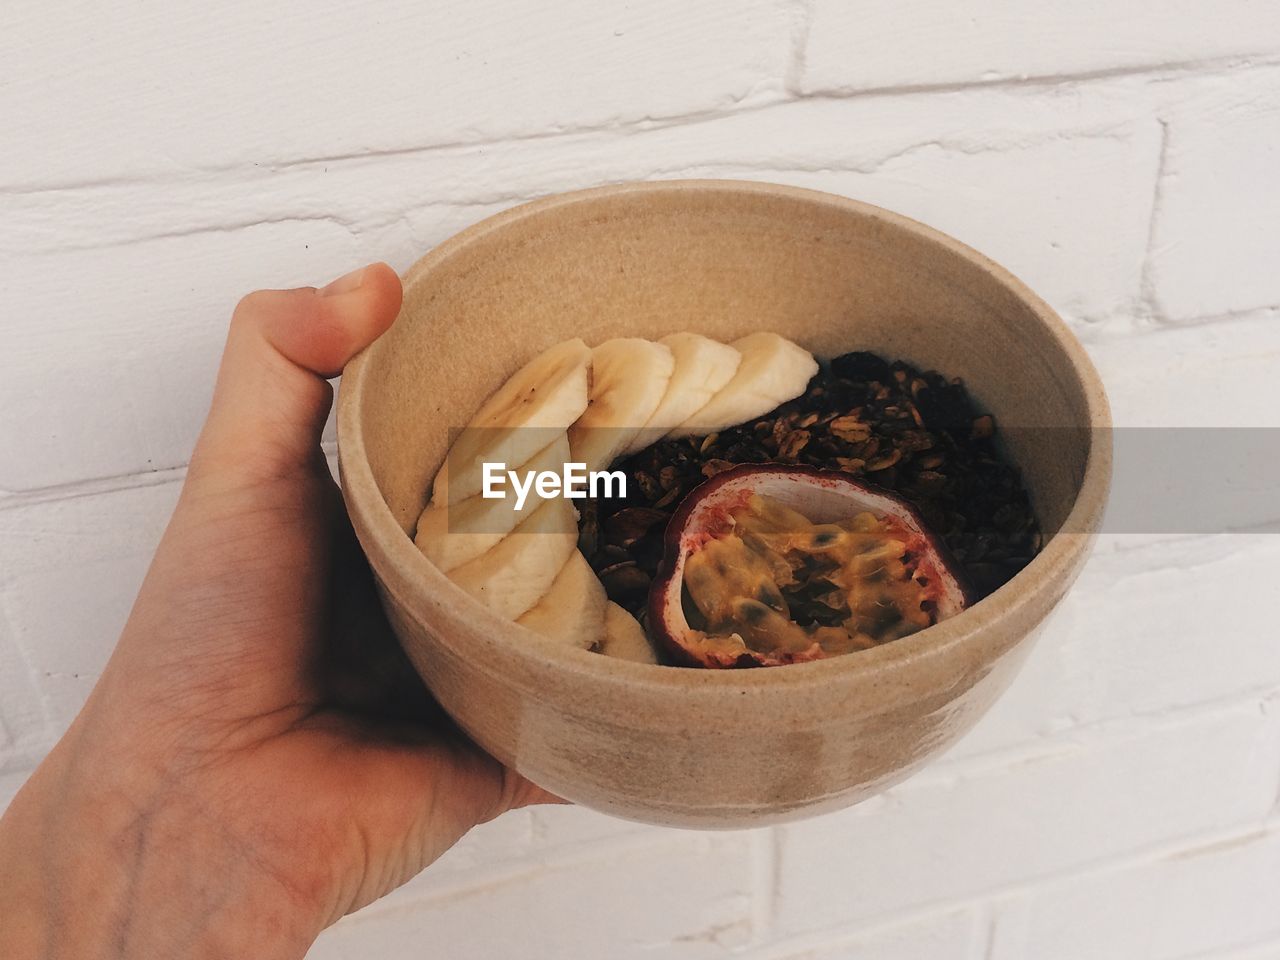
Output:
190 262 402 489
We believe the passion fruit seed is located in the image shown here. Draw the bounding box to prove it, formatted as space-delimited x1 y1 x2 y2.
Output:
681 494 932 657
649 464 970 669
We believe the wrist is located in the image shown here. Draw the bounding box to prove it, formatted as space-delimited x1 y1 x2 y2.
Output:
0 733 322 960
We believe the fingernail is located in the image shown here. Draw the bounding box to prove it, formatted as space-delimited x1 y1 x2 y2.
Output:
321 264 368 297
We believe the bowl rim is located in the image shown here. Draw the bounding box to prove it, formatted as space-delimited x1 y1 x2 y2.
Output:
337 178 1112 698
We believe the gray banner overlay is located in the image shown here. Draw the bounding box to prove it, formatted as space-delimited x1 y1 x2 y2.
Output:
433 426 1280 535
1094 427 1279 535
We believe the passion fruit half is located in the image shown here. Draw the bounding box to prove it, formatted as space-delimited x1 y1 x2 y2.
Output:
648 464 970 668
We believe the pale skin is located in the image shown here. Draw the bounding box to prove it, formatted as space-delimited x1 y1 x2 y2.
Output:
0 263 558 959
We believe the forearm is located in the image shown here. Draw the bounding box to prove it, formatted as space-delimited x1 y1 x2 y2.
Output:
0 738 317 960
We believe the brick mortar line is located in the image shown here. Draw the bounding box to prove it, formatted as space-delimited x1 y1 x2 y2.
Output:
750 827 780 946
0 93 795 198
1184 935 1280 960
733 816 1280 958
920 688 1280 786
0 124 1144 257
977 901 999 960
336 829 734 924
5 53 1280 201
0 122 1139 241
782 0 815 96
0 439 338 508
1138 117 1173 323
796 51 1280 100
0 465 188 509
735 907 982 960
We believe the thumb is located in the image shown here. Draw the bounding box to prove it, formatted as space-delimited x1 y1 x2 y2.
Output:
190 262 402 488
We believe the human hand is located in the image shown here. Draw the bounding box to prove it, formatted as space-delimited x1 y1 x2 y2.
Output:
0 264 558 960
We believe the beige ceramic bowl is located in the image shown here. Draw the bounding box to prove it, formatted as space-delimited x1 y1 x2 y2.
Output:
337 180 1111 829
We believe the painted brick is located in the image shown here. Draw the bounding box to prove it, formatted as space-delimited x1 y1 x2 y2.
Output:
0 223 366 492
990 823 1280 960
708 127 1159 326
529 802 660 849
748 908 981 960
800 1 1280 94
307 834 754 960
361 807 671 919
1148 72 1280 320
1212 940 1280 960
947 534 1280 761
1087 313 1280 427
775 702 1280 935
0 481 180 732
0 0 789 190
0 616 48 765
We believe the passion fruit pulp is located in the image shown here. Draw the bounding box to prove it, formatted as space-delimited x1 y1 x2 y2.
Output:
648 464 970 668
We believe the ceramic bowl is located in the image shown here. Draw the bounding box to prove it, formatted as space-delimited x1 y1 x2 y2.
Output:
337 180 1111 828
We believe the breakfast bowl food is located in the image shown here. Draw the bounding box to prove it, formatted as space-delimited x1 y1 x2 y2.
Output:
337 180 1110 828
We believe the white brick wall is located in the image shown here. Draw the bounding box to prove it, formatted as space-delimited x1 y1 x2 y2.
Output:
989 824 1280 960
798 1 1280 94
1147 77 1280 321
3 3 1278 958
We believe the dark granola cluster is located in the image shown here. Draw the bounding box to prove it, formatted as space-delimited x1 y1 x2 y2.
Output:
578 351 1042 618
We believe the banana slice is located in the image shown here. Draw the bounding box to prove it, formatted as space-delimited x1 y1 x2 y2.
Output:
416 434 572 573
568 338 674 473
446 494 579 620
669 333 817 438
516 551 608 650
622 333 742 456
434 338 591 504
598 602 659 664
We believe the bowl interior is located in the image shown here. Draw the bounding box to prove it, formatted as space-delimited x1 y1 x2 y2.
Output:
357 182 1095 547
